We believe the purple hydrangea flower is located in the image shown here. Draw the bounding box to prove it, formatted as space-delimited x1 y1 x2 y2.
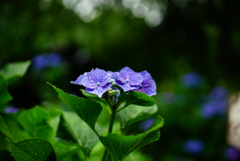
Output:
71 68 113 97
225 146 240 161
115 67 143 92
181 72 203 88
134 71 156 96
139 118 156 131
182 139 204 155
4 106 19 113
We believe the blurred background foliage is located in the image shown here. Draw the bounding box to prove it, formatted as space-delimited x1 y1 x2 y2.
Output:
1 0 240 160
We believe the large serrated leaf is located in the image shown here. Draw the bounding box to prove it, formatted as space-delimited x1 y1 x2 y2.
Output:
18 106 54 140
100 116 164 161
0 74 12 107
119 91 156 109
57 111 99 156
117 104 158 129
48 83 102 133
0 60 30 84
9 138 57 161
0 112 29 141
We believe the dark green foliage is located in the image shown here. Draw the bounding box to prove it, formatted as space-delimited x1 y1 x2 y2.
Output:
9 138 57 161
0 74 12 108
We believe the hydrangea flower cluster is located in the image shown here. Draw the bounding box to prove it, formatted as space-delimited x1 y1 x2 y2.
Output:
71 67 156 97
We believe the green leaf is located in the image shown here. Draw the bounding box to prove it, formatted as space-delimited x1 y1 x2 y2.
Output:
80 89 111 114
100 116 164 161
51 140 86 161
80 89 102 101
9 138 57 161
118 91 156 110
57 111 99 156
0 112 29 141
18 106 54 140
48 83 102 134
117 104 158 130
0 74 12 107
0 60 31 84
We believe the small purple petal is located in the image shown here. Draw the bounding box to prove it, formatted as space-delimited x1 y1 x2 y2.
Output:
116 80 132 92
109 72 118 81
129 73 144 85
140 71 152 86
133 71 157 96
70 73 87 85
116 67 143 91
81 74 98 89
87 68 110 86
118 67 135 82
118 67 143 85
85 83 112 97
141 80 157 96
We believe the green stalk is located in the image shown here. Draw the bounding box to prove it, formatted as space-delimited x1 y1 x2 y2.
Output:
101 105 117 161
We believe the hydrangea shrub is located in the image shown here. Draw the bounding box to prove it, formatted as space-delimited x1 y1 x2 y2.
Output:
0 63 163 161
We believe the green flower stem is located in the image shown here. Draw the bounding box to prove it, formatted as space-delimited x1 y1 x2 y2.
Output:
108 109 116 134
101 105 117 161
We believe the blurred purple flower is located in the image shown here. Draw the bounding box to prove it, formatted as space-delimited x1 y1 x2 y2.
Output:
159 92 176 104
209 86 229 101
71 68 113 97
200 102 218 118
32 53 62 69
200 86 229 119
225 146 240 161
200 100 227 118
181 72 203 88
133 71 157 96
139 118 156 131
47 53 62 67
115 67 143 92
4 106 19 113
182 139 204 155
